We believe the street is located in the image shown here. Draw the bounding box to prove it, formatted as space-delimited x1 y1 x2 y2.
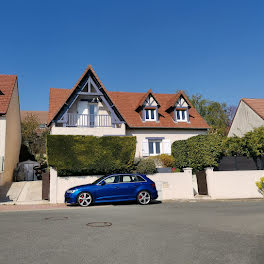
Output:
1 200 264 264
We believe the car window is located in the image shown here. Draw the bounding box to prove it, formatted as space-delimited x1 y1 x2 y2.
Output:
104 175 119 184
136 176 145 182
120 175 138 183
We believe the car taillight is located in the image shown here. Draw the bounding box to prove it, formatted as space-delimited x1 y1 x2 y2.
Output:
151 183 156 188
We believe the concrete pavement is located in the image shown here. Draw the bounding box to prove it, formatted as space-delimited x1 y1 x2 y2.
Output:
0 200 264 264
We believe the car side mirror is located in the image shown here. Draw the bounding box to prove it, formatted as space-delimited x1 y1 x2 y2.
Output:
100 180 106 186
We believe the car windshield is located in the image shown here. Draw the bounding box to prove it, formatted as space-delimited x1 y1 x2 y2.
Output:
92 176 106 185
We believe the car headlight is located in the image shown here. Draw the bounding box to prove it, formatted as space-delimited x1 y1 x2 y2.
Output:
66 190 76 194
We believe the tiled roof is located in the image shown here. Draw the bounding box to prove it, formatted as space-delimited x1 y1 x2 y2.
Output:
242 98 264 120
0 75 17 115
48 65 210 129
21 111 48 124
48 88 72 124
108 91 210 129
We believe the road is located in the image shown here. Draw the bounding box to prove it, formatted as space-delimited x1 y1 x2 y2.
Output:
1 200 264 264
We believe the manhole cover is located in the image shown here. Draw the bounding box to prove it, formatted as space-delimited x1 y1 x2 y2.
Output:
86 222 112 227
44 216 68 221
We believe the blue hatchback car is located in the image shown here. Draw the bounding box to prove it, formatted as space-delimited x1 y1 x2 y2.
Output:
65 174 158 207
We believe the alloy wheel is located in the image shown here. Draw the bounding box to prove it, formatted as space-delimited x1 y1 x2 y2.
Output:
138 191 151 205
78 192 92 207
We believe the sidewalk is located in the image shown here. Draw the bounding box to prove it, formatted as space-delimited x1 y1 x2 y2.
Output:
0 203 69 212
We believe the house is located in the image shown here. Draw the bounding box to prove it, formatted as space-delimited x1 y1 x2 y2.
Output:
228 98 264 137
0 75 21 186
21 111 48 128
48 65 209 157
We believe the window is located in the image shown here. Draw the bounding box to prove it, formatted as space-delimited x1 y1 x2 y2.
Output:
148 140 161 155
145 109 156 121
176 110 188 122
119 175 138 183
104 175 119 184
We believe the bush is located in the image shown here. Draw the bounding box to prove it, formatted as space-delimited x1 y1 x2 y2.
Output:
47 135 136 176
159 154 174 167
172 134 223 172
256 177 264 193
136 158 156 174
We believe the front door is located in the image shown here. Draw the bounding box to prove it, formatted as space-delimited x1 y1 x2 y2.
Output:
77 101 88 126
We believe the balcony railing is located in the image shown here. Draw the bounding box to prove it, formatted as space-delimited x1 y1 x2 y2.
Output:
66 113 112 127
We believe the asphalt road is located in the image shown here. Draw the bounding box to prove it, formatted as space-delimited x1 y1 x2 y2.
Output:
1 200 264 264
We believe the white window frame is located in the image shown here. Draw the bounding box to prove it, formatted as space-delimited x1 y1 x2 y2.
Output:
175 109 188 122
148 140 162 156
145 109 156 121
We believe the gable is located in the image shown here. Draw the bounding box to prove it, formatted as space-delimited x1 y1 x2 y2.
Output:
242 98 264 120
48 65 124 125
175 96 189 108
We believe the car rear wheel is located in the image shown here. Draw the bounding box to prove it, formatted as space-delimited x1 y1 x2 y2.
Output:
77 192 92 207
137 191 151 205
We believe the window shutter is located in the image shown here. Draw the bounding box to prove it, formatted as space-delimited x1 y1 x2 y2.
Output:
163 139 171 155
142 139 149 156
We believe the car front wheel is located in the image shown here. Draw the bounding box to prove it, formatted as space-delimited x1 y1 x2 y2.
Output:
77 192 92 207
137 191 151 205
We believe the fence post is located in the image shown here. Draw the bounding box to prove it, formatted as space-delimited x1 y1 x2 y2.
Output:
205 167 214 198
49 167 58 204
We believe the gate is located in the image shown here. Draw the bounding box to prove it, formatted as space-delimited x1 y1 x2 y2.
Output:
42 172 50 200
196 170 208 195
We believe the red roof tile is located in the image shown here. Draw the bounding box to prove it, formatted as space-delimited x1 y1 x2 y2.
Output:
242 98 264 120
0 75 17 115
108 91 210 129
48 88 72 124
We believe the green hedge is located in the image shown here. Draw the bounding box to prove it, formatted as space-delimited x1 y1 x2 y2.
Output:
172 134 223 172
47 135 136 176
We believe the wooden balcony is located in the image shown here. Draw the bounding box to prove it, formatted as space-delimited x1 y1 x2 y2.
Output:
66 113 112 127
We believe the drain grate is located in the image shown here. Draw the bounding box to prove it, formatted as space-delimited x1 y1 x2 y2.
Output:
44 216 69 221
86 222 112 227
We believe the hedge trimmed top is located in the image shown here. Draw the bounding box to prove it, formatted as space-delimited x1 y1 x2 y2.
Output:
47 135 136 176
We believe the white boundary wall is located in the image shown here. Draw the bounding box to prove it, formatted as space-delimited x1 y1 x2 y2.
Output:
50 167 194 203
148 168 194 200
205 167 264 199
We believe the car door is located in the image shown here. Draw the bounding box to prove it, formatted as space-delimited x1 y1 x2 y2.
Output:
118 175 140 199
95 175 121 201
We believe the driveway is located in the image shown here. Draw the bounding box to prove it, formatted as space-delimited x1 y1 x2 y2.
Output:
0 200 264 264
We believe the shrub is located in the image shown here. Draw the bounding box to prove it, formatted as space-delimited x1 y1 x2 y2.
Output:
159 154 174 167
47 135 136 176
256 177 264 193
172 134 223 172
136 158 156 174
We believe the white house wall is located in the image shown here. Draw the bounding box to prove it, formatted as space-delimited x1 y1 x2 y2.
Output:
0 116 6 168
228 100 264 137
0 81 21 186
67 96 110 116
51 123 126 136
126 128 208 157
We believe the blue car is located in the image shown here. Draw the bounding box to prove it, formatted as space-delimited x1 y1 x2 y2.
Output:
65 174 158 207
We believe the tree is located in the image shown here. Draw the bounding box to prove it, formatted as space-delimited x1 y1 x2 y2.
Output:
21 113 49 163
190 94 230 136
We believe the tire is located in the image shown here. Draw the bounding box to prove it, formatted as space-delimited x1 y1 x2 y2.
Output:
137 190 151 205
77 192 93 207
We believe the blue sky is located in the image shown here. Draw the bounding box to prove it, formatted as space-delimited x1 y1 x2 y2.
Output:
0 0 264 111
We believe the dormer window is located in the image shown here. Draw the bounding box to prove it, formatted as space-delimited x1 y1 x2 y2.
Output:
145 109 156 121
176 109 188 122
